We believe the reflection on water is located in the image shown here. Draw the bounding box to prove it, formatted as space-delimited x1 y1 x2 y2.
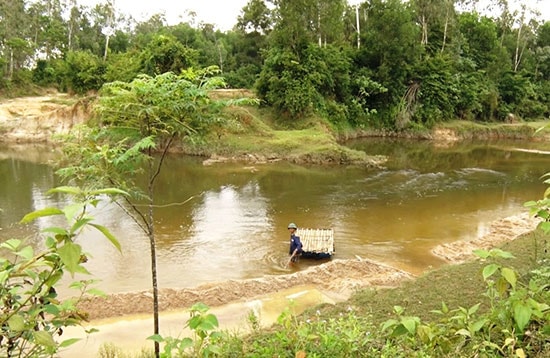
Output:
1 139 549 295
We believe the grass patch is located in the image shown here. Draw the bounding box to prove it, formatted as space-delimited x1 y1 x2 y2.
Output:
181 105 371 165
316 229 549 329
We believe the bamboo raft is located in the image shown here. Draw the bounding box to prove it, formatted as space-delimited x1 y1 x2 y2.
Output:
296 228 335 259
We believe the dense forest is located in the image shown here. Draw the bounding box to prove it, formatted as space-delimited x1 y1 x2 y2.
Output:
1 0 549 130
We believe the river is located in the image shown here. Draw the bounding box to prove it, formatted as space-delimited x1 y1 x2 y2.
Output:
1 138 549 296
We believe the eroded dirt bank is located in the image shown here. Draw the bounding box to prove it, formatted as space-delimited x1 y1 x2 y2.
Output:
0 95 89 142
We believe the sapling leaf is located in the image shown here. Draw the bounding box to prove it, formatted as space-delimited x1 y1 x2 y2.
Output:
70 217 93 234
513 302 532 331
482 264 499 280
21 208 64 223
90 188 129 196
87 288 107 297
455 328 471 337
59 338 81 348
58 242 83 274
491 249 515 259
47 186 82 196
33 331 56 347
63 203 85 222
501 267 517 289
89 223 122 252
538 221 550 234
16 245 33 260
401 317 417 334
471 318 488 333
147 334 164 343
7 314 26 331
474 249 490 259
42 227 69 236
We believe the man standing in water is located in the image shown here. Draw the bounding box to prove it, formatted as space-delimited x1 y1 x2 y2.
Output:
288 223 303 263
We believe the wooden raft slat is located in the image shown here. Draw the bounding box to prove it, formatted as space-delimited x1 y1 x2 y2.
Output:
296 228 334 254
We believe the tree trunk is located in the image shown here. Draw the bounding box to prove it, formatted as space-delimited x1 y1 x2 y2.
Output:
514 23 522 72
147 149 160 358
441 8 449 52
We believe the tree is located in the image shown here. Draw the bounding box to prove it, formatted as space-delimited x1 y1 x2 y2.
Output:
138 34 198 75
236 0 272 34
356 0 421 126
56 68 254 357
27 0 67 60
0 0 31 81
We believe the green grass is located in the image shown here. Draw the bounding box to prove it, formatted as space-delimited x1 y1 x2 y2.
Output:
349 230 548 323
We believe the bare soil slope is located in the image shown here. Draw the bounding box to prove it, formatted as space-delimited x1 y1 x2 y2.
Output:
0 95 88 142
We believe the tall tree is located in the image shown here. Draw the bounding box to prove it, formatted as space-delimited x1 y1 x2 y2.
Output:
27 0 67 60
0 0 30 81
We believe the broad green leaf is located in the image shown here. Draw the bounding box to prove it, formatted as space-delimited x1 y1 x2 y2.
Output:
471 318 488 333
191 302 210 313
16 245 34 260
468 303 481 315
87 288 107 297
58 242 83 274
513 303 532 331
393 305 404 315
179 337 193 349
89 223 122 252
33 330 56 347
21 208 64 223
147 334 164 343
43 304 60 315
391 324 409 337
8 314 26 331
539 221 550 234
71 217 93 234
482 264 499 280
416 325 433 344
473 249 490 259
491 249 515 259
42 227 69 236
496 277 509 296
63 203 85 221
45 236 56 248
204 313 219 328
0 270 8 284
1 238 22 250
401 317 417 334
47 186 82 196
455 328 471 337
381 319 398 332
501 267 517 289
90 188 129 196
493 249 515 259
59 338 81 348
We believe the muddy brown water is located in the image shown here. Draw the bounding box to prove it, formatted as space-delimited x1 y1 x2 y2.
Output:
1 138 550 297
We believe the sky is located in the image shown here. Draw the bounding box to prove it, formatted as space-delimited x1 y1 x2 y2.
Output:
81 0 548 32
